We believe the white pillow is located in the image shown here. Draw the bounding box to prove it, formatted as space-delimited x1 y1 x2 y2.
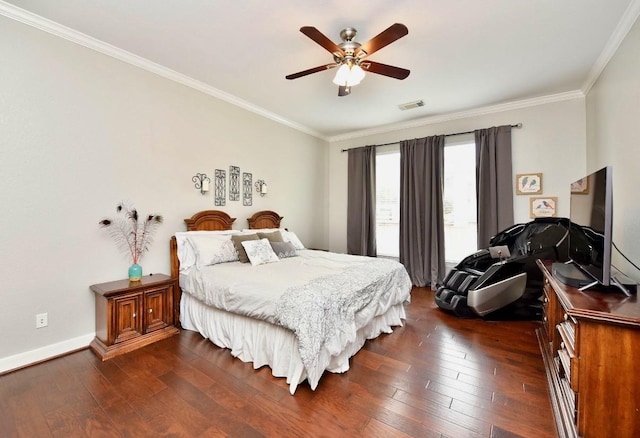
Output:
175 231 240 270
189 234 239 268
243 228 280 233
242 228 305 250
241 238 280 266
175 233 196 270
281 230 305 250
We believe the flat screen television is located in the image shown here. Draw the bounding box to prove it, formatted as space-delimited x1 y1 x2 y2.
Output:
568 165 614 286
553 165 635 295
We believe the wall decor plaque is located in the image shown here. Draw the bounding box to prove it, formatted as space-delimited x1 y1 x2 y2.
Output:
243 172 252 206
214 169 226 206
530 196 557 218
229 165 240 201
516 173 542 195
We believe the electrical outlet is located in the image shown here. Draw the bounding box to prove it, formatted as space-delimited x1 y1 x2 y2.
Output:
36 313 48 328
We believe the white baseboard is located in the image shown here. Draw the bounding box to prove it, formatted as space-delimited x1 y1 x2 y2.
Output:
0 333 95 374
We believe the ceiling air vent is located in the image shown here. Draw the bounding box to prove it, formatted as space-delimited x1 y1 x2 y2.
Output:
398 100 425 111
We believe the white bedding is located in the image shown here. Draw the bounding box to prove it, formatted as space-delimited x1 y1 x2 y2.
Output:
179 249 412 393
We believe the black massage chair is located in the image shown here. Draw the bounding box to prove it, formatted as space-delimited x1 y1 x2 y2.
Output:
435 217 584 319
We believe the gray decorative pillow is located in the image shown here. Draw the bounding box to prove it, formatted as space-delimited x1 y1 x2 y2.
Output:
257 231 284 243
231 234 259 263
241 238 280 266
270 241 297 258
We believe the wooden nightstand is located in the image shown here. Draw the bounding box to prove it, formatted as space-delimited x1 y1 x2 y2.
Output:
89 274 179 360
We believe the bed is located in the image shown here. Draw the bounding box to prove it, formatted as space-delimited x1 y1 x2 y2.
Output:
169 210 412 394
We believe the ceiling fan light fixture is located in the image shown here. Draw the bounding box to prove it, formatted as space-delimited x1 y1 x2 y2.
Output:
287 24 409 95
350 64 366 84
332 64 350 86
332 63 365 87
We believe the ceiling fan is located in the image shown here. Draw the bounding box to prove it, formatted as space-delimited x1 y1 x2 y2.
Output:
285 23 410 96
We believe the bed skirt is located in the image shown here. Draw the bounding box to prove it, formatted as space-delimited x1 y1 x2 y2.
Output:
180 292 407 394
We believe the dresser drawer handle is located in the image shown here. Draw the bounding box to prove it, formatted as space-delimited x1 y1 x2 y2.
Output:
133 313 136 318
543 297 549 303
148 308 153 313
564 314 569 321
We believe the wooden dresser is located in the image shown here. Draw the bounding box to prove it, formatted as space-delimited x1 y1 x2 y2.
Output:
90 274 179 360
536 260 640 437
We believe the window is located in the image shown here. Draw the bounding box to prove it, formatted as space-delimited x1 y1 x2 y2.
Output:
375 150 400 257
443 141 477 262
374 140 478 263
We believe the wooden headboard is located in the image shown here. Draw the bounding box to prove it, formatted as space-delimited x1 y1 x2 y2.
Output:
247 210 283 229
169 210 236 327
169 210 236 278
184 210 236 231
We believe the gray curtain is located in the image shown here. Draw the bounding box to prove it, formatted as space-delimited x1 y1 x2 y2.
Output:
399 136 445 289
475 125 514 248
347 146 376 256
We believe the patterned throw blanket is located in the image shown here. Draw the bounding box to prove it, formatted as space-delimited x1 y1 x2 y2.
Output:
274 258 411 375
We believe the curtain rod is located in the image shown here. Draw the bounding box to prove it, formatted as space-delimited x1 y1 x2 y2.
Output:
340 123 522 152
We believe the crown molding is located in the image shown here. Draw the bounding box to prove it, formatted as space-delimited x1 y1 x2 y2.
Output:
327 90 585 143
582 0 640 94
0 1 325 140
3 0 628 144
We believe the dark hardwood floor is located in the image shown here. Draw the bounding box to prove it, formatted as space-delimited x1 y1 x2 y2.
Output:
0 288 555 437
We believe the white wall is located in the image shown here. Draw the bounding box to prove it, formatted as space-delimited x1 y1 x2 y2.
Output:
327 98 587 253
586 16 640 281
0 17 328 369
6 6 637 371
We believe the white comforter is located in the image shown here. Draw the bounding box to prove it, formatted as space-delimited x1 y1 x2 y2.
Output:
181 250 412 384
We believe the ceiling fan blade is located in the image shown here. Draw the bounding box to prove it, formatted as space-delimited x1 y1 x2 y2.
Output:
300 26 344 57
356 23 408 58
361 61 410 80
338 85 351 97
286 63 337 80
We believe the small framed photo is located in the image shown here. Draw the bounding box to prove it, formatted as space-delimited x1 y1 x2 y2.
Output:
530 197 557 218
571 177 589 194
516 173 542 195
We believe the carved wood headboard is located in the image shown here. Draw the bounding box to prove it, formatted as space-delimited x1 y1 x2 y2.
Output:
169 210 236 327
169 210 236 278
184 210 236 231
247 210 283 229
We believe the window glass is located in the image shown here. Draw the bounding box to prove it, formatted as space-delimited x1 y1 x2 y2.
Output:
374 140 478 263
443 142 478 262
375 151 400 257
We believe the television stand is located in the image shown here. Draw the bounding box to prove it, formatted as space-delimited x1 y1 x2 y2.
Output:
552 262 636 296
551 262 590 288
537 260 640 437
610 274 635 296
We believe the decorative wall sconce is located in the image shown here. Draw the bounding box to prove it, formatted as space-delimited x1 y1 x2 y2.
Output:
192 173 210 195
255 179 268 197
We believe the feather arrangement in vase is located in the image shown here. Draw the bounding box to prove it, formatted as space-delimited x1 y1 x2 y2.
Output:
99 202 163 281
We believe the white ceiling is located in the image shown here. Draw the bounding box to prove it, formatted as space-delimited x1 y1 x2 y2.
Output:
3 0 639 140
